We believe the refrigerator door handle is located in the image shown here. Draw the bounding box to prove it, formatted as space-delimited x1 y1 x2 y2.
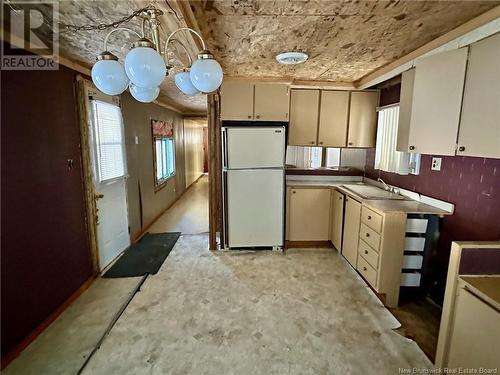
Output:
222 128 228 169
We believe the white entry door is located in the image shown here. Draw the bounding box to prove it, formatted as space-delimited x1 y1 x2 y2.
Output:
89 98 130 271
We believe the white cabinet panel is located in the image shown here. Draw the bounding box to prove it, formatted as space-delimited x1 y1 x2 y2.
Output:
458 33 500 158
408 48 468 155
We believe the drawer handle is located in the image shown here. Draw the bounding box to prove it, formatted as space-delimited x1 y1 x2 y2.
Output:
364 250 368 255
256 115 260 119
292 191 296 194
367 215 372 220
363 267 367 271
409 145 415 151
458 146 465 152
247 115 252 119
366 233 370 237
339 196 342 200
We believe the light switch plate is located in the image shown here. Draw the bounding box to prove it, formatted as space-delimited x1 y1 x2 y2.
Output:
431 157 442 171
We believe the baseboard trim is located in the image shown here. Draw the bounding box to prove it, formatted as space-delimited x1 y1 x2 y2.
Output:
285 241 334 250
1 276 96 370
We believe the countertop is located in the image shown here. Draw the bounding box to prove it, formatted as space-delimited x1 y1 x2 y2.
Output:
460 276 500 311
286 181 452 216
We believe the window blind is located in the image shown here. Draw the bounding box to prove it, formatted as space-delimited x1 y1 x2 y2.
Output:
91 100 127 182
375 105 411 175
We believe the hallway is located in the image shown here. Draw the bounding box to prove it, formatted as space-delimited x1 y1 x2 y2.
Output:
149 175 209 235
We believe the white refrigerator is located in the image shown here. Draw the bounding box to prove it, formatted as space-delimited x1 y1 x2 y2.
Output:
222 126 285 249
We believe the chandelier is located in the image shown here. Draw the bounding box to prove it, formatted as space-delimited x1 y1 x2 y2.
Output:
84 6 223 103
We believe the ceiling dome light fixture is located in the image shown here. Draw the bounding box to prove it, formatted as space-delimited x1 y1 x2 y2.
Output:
84 7 223 103
276 51 309 65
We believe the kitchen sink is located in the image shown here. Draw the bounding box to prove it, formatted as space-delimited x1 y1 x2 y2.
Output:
341 184 410 200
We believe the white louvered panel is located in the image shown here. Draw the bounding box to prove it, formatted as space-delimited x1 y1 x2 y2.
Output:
404 237 426 252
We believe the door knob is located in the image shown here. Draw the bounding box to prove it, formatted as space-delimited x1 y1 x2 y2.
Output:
364 250 368 255
256 115 260 119
319 141 323 145
363 267 367 271
366 233 370 237
247 115 252 119
310 141 315 144
368 215 372 220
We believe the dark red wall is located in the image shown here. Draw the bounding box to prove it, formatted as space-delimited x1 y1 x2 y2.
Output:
366 82 500 303
1 63 92 356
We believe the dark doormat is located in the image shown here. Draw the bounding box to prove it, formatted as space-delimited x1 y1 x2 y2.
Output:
103 232 181 278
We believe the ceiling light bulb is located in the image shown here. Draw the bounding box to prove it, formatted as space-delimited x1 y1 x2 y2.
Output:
124 40 166 88
175 70 200 95
189 51 223 93
129 83 160 103
91 52 129 95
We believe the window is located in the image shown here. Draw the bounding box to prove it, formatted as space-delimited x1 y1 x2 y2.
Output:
154 137 175 185
91 100 127 182
375 105 420 175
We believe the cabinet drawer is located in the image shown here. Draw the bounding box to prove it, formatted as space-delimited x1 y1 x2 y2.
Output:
406 218 428 233
357 256 377 288
402 255 423 269
361 206 382 232
359 223 380 251
358 239 379 269
401 272 421 287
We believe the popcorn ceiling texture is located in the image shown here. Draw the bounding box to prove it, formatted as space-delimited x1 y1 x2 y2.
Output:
191 0 498 82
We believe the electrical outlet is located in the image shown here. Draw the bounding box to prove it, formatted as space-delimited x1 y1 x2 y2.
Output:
431 157 442 171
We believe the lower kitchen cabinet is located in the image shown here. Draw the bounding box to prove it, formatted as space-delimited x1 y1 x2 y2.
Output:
341 196 361 267
329 189 344 251
287 187 331 241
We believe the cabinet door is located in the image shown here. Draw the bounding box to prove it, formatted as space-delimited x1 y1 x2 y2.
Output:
254 84 289 121
342 196 361 267
220 81 254 121
288 188 330 241
408 48 468 155
318 91 349 147
397 68 415 152
330 190 344 251
347 91 378 147
457 33 500 158
288 89 320 146
447 288 500 368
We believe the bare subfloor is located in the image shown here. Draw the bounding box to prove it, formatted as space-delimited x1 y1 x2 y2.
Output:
81 237 431 374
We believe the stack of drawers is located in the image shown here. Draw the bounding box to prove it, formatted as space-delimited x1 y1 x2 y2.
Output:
356 206 383 289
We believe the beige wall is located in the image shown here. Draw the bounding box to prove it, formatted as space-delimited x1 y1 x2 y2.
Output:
184 118 206 187
121 93 186 239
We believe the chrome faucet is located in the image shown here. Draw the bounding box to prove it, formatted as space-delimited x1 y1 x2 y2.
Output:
377 178 391 191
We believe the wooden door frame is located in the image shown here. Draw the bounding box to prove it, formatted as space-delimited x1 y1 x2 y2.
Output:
75 76 128 272
207 93 223 250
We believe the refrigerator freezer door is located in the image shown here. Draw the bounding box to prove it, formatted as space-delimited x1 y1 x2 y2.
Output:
226 127 285 169
227 169 284 247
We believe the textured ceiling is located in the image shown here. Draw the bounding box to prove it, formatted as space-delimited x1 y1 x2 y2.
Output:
12 0 208 113
190 0 499 83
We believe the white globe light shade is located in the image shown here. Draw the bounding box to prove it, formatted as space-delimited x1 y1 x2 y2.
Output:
129 83 160 103
175 71 200 95
189 58 223 93
91 59 129 95
124 47 166 88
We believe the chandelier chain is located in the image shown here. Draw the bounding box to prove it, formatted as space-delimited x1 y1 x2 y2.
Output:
60 6 163 32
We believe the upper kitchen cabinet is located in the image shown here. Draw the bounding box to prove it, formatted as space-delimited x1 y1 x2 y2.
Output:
288 89 378 147
404 48 468 155
457 33 500 159
347 91 379 148
318 91 349 147
220 81 255 121
220 82 290 121
254 83 289 121
289 89 320 146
